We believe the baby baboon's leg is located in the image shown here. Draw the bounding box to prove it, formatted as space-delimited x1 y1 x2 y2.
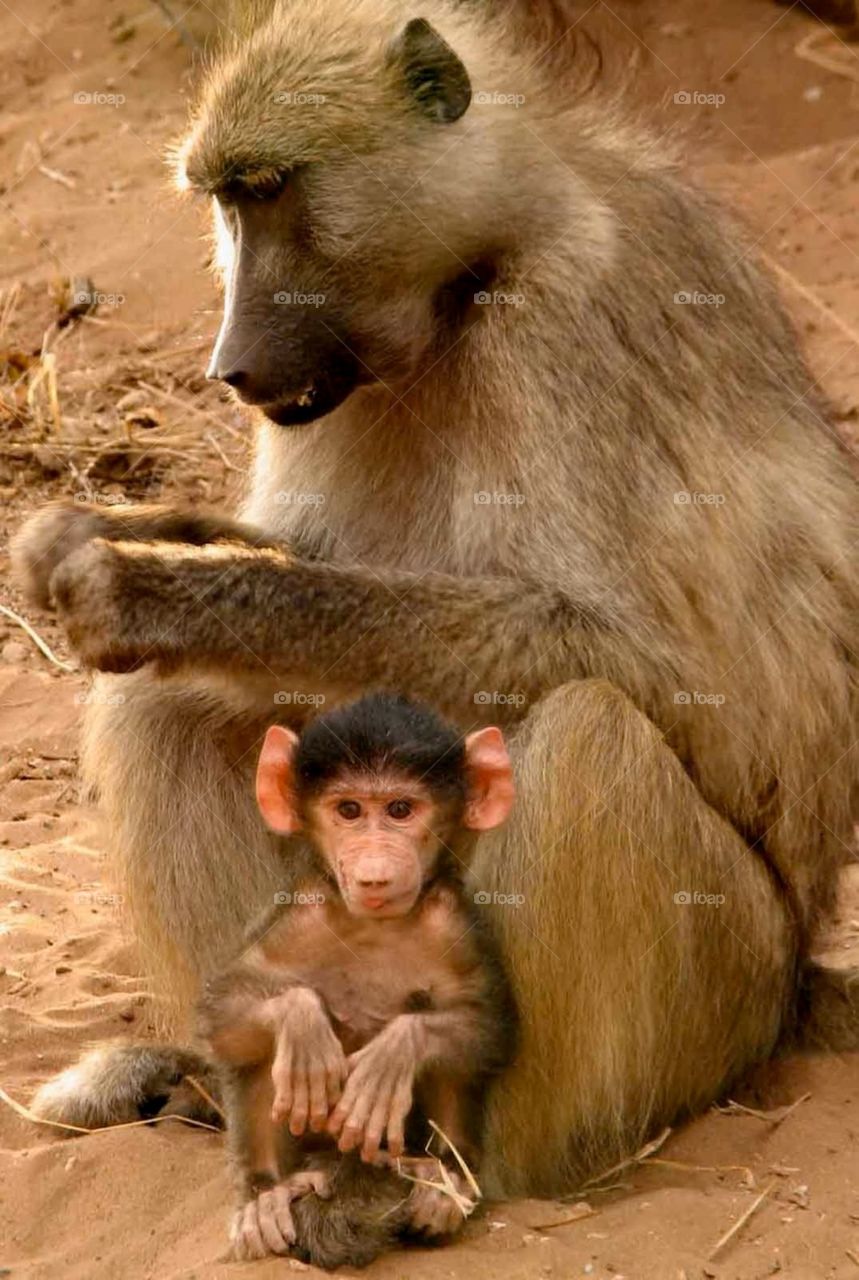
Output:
475 678 794 1197
81 672 285 1032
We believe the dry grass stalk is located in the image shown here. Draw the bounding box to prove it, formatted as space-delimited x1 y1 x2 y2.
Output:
707 1180 776 1262
0 282 22 342
529 1202 599 1230
582 1126 673 1187
795 28 859 83
392 1120 483 1221
761 251 859 354
718 1092 811 1127
0 604 76 672
185 1074 226 1123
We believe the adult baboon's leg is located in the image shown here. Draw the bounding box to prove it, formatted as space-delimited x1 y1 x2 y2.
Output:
81 673 285 1032
475 679 794 1197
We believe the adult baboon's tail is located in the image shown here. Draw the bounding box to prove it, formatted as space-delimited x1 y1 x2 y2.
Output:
290 1153 412 1271
30 1043 221 1131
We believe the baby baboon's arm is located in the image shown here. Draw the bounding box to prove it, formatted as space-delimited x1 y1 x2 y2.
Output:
45 538 621 713
199 960 347 1135
11 500 280 610
328 1002 499 1163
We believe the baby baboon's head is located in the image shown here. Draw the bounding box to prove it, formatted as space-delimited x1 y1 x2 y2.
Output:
177 0 530 426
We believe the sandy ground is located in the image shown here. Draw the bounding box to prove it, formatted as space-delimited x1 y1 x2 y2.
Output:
2 1 859 1276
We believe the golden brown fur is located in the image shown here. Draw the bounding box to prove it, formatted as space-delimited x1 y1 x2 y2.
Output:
14 0 859 1199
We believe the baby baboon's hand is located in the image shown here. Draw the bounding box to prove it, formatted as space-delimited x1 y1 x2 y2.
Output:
230 1170 331 1260
269 987 347 1136
327 1014 422 1162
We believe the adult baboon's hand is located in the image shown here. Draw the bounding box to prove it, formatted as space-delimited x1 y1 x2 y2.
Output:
47 538 189 672
44 535 297 672
12 501 125 611
12 499 275 612
48 537 160 670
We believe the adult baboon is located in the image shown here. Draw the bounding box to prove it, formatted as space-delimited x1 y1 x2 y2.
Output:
14 0 859 1198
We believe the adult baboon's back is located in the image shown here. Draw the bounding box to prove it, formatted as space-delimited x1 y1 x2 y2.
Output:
15 0 859 1197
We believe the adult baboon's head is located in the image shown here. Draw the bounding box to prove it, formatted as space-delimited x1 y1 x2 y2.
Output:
176 1 528 427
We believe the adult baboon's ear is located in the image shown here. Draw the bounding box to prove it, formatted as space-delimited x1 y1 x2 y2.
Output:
389 17 471 123
256 725 302 834
463 726 515 831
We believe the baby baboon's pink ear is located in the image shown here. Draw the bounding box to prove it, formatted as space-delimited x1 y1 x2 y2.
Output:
256 725 302 834
463 726 515 831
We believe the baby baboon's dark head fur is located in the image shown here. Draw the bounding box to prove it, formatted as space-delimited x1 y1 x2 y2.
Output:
295 692 467 810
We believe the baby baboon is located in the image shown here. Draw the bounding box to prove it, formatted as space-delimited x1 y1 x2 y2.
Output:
200 693 516 1266
15 0 859 1196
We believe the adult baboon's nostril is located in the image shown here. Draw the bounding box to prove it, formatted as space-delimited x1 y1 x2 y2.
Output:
211 365 249 389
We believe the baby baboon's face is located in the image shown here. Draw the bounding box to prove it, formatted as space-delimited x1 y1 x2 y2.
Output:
180 11 488 427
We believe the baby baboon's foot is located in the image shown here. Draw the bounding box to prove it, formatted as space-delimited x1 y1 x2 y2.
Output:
406 1166 472 1237
284 1168 332 1199
230 1170 332 1260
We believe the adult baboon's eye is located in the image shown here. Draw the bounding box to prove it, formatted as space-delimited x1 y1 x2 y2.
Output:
387 799 412 820
337 800 361 820
243 168 293 200
220 170 291 202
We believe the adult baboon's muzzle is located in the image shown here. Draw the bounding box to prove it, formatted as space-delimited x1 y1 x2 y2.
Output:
208 317 363 426
208 193 368 424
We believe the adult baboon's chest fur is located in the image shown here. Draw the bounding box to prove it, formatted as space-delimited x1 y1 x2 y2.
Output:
242 372 610 595
243 401 562 582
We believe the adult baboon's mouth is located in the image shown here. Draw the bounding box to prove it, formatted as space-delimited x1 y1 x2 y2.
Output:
261 360 363 426
271 384 317 417
263 388 337 426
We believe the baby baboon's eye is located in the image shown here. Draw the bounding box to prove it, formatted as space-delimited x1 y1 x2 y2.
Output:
337 800 361 820
387 799 412 820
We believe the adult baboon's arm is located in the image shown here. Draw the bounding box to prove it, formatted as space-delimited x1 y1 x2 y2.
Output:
11 500 280 610
46 539 623 717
